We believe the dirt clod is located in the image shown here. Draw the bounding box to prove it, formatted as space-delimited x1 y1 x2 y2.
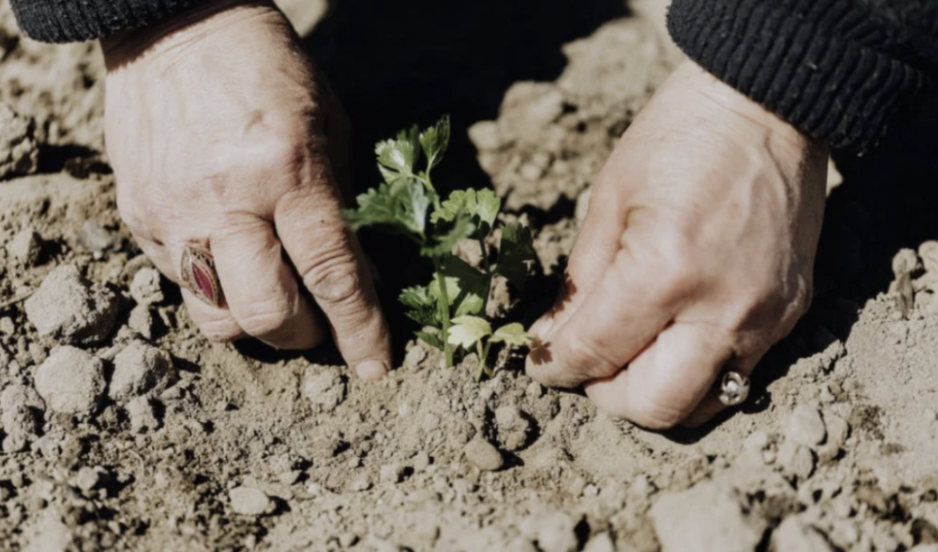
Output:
785 404 827 448
651 480 767 552
129 267 164 306
302 366 346 411
0 103 39 180
124 396 159 433
34 346 106 416
230 486 276 516
463 437 504 471
771 517 833 552
494 405 533 451
7 228 42 266
109 340 173 402
24 264 119 344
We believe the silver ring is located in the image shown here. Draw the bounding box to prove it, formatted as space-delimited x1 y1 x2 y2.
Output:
718 371 750 406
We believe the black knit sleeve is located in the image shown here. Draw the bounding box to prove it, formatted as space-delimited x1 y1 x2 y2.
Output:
9 0 211 44
667 0 938 152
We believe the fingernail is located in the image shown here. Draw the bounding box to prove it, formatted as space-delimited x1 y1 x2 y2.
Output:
529 316 555 340
355 359 389 381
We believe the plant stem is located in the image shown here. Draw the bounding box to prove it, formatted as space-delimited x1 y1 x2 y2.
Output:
433 258 454 368
478 237 491 274
475 340 494 381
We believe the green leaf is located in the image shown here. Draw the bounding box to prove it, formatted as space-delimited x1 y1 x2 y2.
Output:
399 286 439 327
415 331 445 351
431 189 501 236
420 214 475 258
490 323 533 346
496 223 535 290
344 176 430 237
428 256 489 317
420 116 451 171
448 315 492 349
376 125 420 175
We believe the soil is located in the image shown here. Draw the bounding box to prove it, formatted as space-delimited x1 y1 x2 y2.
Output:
1 0 938 551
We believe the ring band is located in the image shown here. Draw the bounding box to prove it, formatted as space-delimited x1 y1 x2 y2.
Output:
718 370 750 406
180 243 224 307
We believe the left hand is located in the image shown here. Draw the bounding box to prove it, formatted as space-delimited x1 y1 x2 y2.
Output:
525 60 829 429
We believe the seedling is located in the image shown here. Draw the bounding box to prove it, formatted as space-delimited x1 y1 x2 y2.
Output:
345 117 535 379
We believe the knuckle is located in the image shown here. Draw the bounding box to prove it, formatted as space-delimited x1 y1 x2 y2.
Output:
304 252 362 306
627 400 685 430
563 333 621 380
198 317 243 342
234 302 292 337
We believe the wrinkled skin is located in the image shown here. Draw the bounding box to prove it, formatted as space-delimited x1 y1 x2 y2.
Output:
103 0 390 380
526 60 829 429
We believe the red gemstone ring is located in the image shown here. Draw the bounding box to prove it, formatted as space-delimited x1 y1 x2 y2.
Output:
180 243 224 307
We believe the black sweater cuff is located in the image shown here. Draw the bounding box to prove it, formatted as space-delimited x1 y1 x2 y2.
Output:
10 0 209 43
667 0 927 153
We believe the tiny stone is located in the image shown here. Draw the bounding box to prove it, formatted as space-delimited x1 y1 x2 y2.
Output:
110 340 173 402
403 343 428 368
7 229 42 266
77 220 115 252
128 305 156 340
532 511 580 552
920 241 938 274
495 405 533 451
0 318 14 335
463 437 504 471
380 463 405 484
75 466 106 492
130 268 164 306
278 470 302 486
583 533 615 552
302 367 346 411
825 415 851 449
412 452 431 472
125 396 160 434
0 103 39 180
777 440 816 481
229 486 276 516
771 517 834 552
34 346 106 417
25 264 119 344
786 404 827 448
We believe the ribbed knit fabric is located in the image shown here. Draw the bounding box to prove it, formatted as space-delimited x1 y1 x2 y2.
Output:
9 0 208 43
667 0 936 152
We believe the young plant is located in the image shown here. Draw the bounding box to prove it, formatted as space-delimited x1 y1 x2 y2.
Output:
344 116 535 378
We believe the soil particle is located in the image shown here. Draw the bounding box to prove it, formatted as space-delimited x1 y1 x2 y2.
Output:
22 510 74 552
129 267 164 306
34 346 106 416
1 404 41 452
302 366 347 411
127 305 156 340
463 437 504 471
24 264 119 344
650 480 767 552
124 396 159 433
494 404 533 451
229 486 277 516
583 532 615 552
0 103 39 180
109 340 173 402
785 404 827 448
522 510 581 552
74 466 107 493
77 220 116 253
771 517 834 552
7 228 42 266
776 440 816 481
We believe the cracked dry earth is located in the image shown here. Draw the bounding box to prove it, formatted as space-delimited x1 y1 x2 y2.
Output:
1 0 938 551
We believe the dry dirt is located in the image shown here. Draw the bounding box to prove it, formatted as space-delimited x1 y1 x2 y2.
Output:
1 0 938 551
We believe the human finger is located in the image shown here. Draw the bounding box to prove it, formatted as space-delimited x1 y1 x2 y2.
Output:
583 322 736 429
275 177 391 381
210 214 325 350
526 245 679 388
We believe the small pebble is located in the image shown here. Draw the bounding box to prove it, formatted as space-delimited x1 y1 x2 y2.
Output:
303 367 347 411
229 486 276 516
34 346 106 416
786 404 827 448
463 437 504 471
130 268 164 306
7 229 42 266
777 441 816 481
109 340 173 402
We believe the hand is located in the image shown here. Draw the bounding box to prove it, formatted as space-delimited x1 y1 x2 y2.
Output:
102 1 390 380
526 60 828 428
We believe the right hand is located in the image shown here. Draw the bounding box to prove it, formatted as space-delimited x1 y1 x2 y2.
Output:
102 0 391 380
